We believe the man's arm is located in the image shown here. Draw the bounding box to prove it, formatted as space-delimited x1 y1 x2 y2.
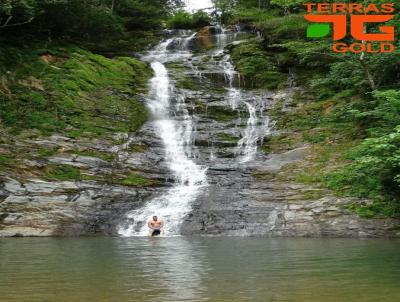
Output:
148 221 154 230
160 220 164 229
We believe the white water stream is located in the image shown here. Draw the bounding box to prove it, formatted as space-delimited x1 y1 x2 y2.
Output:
119 24 272 236
214 27 272 163
119 33 207 236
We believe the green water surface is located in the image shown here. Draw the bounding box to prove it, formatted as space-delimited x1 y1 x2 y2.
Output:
1 237 399 302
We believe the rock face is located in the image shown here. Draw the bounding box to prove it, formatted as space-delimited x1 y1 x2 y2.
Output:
0 178 156 237
0 131 165 237
1 28 400 237
180 150 400 237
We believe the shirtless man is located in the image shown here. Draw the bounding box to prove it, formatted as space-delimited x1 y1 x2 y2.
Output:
148 215 164 236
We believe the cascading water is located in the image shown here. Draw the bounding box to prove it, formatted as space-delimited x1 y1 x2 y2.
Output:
213 27 271 163
119 21 274 236
236 102 272 163
119 32 207 237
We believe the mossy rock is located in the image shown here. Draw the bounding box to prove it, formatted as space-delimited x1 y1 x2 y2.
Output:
0 46 151 137
42 164 82 181
262 134 302 154
229 38 288 90
208 106 242 122
128 144 149 153
176 76 200 90
217 133 240 143
0 154 16 165
67 149 116 162
252 170 277 181
112 172 159 187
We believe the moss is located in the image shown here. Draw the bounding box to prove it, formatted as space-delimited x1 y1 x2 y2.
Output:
176 76 200 90
113 137 128 145
166 62 186 71
229 38 287 90
0 154 16 165
252 170 276 181
68 150 116 162
262 134 300 153
0 46 151 137
128 144 148 153
81 174 102 181
218 133 240 143
301 190 325 200
295 172 320 185
113 172 158 187
38 147 59 159
43 164 82 181
208 106 240 122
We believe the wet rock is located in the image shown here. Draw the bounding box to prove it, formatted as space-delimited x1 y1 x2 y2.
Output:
0 177 157 237
2 29 400 239
260 147 309 172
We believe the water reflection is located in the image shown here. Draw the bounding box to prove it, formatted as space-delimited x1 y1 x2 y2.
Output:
1 238 400 302
137 238 208 301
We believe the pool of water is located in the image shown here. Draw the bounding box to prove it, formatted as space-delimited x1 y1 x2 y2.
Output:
1 237 400 302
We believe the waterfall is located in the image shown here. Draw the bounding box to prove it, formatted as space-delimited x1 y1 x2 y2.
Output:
119 32 207 237
214 27 271 163
119 23 274 236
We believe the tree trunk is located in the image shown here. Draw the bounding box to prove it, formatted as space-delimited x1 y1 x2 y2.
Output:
360 60 376 90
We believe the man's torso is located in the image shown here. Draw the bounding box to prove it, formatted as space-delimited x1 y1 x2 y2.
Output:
150 220 162 229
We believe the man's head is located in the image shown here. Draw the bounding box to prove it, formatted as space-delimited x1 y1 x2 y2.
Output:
152 215 158 221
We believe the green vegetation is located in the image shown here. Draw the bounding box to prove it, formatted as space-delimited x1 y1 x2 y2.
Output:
113 172 158 187
176 76 201 90
0 1 155 180
208 106 240 122
0 1 182 48
218 0 400 217
1 0 400 219
167 10 211 29
128 144 149 153
38 147 59 159
0 46 150 137
230 38 287 89
68 150 116 162
42 164 157 187
218 133 240 143
43 164 82 181
0 154 16 165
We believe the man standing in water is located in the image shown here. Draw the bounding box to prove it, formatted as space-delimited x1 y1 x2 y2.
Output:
148 215 164 236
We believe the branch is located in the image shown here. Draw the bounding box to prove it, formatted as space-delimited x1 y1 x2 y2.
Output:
0 16 34 29
3 16 13 27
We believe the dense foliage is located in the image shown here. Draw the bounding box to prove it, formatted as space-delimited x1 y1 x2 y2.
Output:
0 0 183 42
167 10 211 29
